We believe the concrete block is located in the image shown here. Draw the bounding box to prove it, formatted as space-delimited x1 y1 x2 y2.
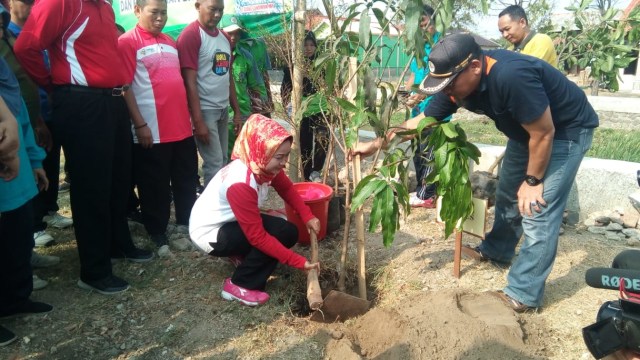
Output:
567 157 640 223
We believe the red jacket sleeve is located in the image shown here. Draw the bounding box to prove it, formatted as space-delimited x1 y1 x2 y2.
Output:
271 171 315 224
227 182 307 269
176 23 201 71
13 0 69 89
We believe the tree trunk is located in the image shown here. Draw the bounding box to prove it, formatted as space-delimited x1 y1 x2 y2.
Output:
288 0 306 182
590 79 599 96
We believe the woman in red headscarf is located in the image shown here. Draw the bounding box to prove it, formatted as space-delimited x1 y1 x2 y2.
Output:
189 114 321 306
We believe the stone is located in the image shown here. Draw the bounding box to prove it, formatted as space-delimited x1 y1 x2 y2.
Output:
559 227 565 235
605 231 623 241
587 226 607 234
565 211 580 225
608 215 624 225
606 223 624 231
623 213 639 229
627 239 640 247
622 229 640 237
171 238 192 251
584 218 596 227
595 216 611 225
157 245 173 258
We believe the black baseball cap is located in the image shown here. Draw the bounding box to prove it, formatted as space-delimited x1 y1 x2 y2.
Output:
420 33 481 95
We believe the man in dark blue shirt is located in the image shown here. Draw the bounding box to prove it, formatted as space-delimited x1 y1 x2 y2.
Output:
354 33 598 312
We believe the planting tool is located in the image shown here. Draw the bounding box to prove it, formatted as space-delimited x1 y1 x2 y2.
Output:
306 230 371 323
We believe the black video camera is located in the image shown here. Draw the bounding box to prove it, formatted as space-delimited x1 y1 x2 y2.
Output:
583 252 640 359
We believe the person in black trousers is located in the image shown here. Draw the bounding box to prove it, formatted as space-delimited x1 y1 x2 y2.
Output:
281 31 329 182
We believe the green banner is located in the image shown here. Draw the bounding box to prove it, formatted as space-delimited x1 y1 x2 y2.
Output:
112 0 292 39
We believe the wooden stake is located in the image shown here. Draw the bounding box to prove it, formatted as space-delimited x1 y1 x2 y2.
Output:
353 154 367 300
453 230 462 278
306 230 323 310
337 157 351 292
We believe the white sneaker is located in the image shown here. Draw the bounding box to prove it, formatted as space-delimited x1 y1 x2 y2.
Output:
33 275 48 290
43 212 73 229
31 251 60 268
33 231 55 247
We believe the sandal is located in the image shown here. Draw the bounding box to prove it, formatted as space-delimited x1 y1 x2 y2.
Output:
487 290 538 313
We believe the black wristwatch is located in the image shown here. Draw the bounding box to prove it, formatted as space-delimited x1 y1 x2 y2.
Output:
525 175 543 186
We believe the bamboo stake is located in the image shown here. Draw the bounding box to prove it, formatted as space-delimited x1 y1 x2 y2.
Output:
337 156 351 292
353 154 367 300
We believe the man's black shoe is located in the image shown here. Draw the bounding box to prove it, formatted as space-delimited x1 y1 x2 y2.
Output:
0 300 53 318
196 183 205 197
111 248 154 263
127 209 144 224
78 275 130 295
0 325 17 346
461 245 511 269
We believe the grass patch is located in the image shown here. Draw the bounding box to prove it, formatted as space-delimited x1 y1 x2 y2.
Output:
587 128 640 163
456 118 640 163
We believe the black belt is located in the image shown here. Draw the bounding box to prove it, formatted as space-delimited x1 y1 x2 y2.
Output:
54 84 129 97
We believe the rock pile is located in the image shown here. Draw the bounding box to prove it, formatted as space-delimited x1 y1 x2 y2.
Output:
585 209 640 246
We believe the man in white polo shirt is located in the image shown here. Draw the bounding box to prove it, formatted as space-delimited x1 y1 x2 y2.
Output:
119 0 198 247
177 0 242 187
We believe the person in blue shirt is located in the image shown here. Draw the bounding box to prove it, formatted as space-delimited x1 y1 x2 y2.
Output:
0 56 53 346
355 34 598 313
5 0 74 248
404 5 447 208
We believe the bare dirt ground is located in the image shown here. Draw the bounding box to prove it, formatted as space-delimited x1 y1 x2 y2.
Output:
0 184 632 360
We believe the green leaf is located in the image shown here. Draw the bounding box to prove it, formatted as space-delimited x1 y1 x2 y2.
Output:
417 116 439 134
336 98 358 113
351 177 387 211
359 11 371 50
380 187 397 247
325 59 336 92
391 180 410 214
440 122 458 139
369 193 383 232
340 10 361 34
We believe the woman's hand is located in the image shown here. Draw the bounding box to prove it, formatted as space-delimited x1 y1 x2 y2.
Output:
306 217 321 235
304 261 320 272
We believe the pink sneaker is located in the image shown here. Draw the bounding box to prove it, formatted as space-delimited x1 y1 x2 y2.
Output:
409 194 436 209
221 278 270 306
228 255 244 268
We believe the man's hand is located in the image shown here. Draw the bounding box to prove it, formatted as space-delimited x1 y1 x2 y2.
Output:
135 125 153 149
0 114 19 160
34 121 52 151
517 182 546 217
0 156 19 181
404 93 427 109
193 121 210 145
233 115 244 136
350 139 383 159
33 168 48 191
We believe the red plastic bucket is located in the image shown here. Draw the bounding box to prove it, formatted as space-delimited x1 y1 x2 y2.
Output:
285 182 333 245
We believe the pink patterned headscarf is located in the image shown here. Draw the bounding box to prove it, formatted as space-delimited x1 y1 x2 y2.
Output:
231 114 292 183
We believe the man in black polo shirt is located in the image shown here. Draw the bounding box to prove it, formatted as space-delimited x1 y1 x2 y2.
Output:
354 33 598 312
